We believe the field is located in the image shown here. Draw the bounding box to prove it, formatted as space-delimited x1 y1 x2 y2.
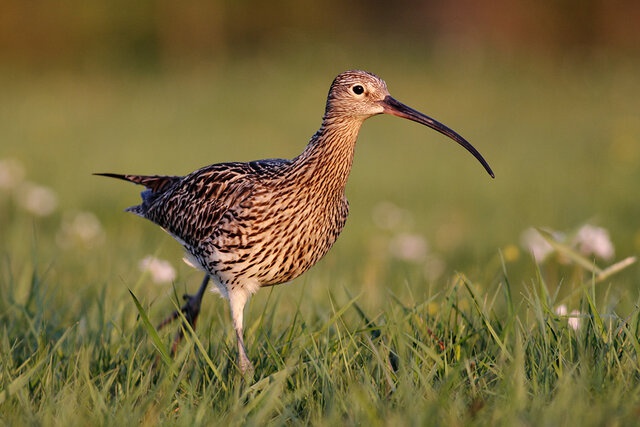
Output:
1 47 640 425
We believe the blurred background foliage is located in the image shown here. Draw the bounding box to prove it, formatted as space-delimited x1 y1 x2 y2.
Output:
1 0 639 313
1 0 639 67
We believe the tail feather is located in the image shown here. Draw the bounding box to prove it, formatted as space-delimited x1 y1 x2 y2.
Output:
94 173 181 193
95 173 183 216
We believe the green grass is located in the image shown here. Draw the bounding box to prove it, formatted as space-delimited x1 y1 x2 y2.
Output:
1 46 640 425
2 255 639 425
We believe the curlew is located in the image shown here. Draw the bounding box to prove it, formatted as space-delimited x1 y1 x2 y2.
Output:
97 70 494 374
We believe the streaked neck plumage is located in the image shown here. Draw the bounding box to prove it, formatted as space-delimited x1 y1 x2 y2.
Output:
291 114 365 194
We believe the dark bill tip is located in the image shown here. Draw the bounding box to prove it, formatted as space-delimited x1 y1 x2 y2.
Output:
382 96 494 178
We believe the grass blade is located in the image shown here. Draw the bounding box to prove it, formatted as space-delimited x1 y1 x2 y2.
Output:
128 289 174 371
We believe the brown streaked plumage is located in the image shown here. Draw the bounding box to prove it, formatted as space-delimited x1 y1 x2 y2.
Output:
97 70 494 374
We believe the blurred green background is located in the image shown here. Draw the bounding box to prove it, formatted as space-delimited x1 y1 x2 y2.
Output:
1 0 639 314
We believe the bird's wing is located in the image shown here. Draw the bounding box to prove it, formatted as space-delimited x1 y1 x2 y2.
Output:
140 160 289 247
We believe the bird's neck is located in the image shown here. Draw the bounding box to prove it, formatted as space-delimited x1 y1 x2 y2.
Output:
291 117 364 193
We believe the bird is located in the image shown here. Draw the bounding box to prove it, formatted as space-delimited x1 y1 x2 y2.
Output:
97 70 494 374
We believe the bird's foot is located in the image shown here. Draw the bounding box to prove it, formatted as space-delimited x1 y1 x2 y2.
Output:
235 334 255 377
239 354 255 377
157 292 203 330
157 292 204 354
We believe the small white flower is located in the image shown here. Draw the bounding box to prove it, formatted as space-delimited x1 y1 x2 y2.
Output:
0 158 25 191
556 305 581 330
520 228 554 263
56 211 105 249
139 256 176 284
568 310 581 330
389 233 428 263
555 304 568 316
15 182 58 216
573 224 615 261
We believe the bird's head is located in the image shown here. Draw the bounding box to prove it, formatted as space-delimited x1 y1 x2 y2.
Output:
325 70 494 178
325 70 391 119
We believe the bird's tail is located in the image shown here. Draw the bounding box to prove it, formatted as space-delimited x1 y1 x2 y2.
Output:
95 173 182 215
94 173 180 193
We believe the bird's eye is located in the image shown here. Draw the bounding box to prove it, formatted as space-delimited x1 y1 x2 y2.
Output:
352 85 365 95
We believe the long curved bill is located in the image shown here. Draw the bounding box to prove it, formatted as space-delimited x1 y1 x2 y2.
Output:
381 95 494 178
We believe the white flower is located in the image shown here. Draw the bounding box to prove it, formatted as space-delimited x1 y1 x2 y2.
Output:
0 158 25 191
555 304 568 316
389 233 428 263
568 310 581 330
556 305 581 330
520 228 554 263
139 256 176 284
56 211 105 249
573 224 614 261
15 182 58 216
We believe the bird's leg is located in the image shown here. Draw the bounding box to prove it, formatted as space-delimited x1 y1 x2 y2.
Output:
236 329 253 375
157 274 210 354
229 289 254 374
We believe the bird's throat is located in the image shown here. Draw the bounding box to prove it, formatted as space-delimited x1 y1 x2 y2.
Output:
291 118 363 193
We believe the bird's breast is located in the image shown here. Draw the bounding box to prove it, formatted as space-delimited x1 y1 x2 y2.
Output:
205 185 349 287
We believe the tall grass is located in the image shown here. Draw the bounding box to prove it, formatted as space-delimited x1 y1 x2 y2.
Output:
1 47 639 424
1 251 639 425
